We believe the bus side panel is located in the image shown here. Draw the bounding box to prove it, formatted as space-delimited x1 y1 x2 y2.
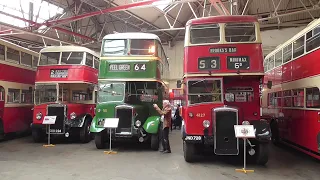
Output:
3 106 32 133
301 110 320 154
0 63 35 84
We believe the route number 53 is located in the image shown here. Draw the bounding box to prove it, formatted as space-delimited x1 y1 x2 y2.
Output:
199 59 217 69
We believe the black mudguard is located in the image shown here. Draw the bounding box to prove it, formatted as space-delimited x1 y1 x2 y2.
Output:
69 114 92 128
249 120 271 143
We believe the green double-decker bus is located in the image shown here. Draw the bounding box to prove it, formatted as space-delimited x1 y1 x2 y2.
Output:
90 32 170 150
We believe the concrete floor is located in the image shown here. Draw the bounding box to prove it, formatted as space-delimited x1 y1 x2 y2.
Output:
0 131 319 180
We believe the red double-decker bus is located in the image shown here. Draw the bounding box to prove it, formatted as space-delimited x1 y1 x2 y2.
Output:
0 39 38 139
31 46 100 143
262 18 320 160
178 15 270 164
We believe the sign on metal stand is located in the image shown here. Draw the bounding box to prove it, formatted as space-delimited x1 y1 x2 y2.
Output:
234 125 255 174
42 116 57 147
103 118 119 154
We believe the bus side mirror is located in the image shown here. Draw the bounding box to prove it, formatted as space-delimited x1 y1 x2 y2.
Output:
267 81 272 89
176 80 182 88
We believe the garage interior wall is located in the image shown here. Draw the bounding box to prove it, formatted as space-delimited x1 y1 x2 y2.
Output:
163 26 306 89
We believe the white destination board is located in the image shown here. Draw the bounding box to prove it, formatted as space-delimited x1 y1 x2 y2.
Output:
234 125 255 138
103 118 119 128
42 116 57 125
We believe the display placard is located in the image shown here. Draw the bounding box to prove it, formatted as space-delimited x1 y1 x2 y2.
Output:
227 56 250 70
198 57 220 70
103 118 119 128
109 64 131 71
234 125 255 138
42 116 57 125
50 69 68 78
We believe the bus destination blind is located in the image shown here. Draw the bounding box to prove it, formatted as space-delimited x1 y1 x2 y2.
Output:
227 56 250 70
109 64 131 71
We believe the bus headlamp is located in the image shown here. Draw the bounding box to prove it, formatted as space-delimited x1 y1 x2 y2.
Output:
70 112 76 120
242 121 250 125
225 93 234 102
135 120 141 127
203 120 210 128
36 112 42 120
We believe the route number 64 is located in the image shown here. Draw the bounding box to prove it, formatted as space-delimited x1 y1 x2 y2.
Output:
134 64 146 71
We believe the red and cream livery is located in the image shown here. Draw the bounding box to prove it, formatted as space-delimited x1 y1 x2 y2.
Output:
179 15 270 164
0 39 38 139
262 18 320 160
31 46 100 143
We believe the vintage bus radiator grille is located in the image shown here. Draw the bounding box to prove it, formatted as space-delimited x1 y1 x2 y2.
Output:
214 110 238 155
116 108 132 132
46 106 65 134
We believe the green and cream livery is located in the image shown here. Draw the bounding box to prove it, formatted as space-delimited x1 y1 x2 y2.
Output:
90 32 170 150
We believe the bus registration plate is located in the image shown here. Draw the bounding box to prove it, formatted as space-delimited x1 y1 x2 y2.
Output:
185 135 202 141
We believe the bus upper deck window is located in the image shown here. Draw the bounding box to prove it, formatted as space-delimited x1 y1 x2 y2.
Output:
190 24 220 44
225 23 256 42
130 39 155 55
103 39 127 55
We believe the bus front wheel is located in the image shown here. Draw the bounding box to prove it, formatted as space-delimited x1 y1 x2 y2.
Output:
80 118 92 143
255 143 269 165
150 133 159 150
95 132 105 149
183 141 196 162
32 128 45 143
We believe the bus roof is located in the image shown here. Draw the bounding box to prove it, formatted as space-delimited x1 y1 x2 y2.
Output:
0 38 38 57
102 32 161 42
186 15 258 26
40 46 99 56
265 17 320 59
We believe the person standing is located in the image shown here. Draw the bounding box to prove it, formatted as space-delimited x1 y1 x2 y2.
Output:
153 100 172 153
173 104 182 130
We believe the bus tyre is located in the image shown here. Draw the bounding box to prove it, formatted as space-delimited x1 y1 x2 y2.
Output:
32 128 44 143
151 133 159 150
270 122 280 145
183 141 195 162
255 143 269 165
95 132 105 149
80 118 92 143
0 120 4 139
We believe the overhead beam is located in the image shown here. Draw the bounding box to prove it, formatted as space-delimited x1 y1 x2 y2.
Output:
33 0 164 28
0 11 96 42
0 22 77 46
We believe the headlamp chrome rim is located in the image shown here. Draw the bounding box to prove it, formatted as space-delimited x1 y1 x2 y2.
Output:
135 120 141 127
70 112 76 120
203 120 210 128
36 112 42 120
